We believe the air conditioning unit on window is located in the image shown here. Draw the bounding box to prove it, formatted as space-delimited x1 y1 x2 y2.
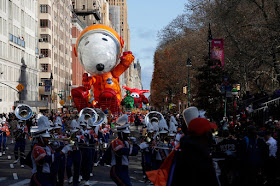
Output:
39 38 44 42
39 54 45 59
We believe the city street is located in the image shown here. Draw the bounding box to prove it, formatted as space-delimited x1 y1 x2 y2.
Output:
0 126 148 186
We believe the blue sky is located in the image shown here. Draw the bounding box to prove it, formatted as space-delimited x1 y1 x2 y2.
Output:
127 0 187 92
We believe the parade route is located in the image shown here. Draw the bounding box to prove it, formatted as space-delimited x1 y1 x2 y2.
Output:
0 125 149 186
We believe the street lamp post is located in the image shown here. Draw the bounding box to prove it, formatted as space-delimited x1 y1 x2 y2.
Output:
49 72 53 114
232 88 238 125
208 23 213 63
187 58 192 107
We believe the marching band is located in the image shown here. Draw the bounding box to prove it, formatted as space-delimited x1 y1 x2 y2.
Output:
0 104 183 185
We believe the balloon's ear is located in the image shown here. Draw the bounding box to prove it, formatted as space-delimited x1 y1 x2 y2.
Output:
74 47 77 57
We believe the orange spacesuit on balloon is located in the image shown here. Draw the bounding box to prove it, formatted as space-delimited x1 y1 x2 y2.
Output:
71 25 134 113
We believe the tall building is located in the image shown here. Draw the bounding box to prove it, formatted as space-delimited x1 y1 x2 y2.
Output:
71 13 87 87
107 0 129 51
72 0 102 26
109 5 120 33
0 0 39 113
100 0 112 26
107 0 142 92
127 60 142 89
38 0 73 112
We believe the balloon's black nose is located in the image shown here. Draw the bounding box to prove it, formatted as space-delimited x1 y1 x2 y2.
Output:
96 63 104 71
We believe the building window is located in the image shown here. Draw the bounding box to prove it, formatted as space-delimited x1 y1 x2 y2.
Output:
40 5 50 13
9 33 13 41
40 49 51 58
40 19 51 28
41 64 48 72
82 5 85 10
40 34 51 43
41 94 49 100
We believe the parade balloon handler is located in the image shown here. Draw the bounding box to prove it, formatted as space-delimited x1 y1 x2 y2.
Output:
29 116 73 186
71 25 135 113
100 114 139 186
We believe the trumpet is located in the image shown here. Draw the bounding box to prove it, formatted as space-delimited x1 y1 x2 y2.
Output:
51 137 73 141
48 137 76 147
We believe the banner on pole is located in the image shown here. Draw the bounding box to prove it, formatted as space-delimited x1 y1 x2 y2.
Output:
211 39 224 67
45 80 51 95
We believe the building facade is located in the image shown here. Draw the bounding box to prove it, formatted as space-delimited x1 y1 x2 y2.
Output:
72 0 102 26
71 13 86 87
38 0 73 112
107 0 129 51
107 0 142 92
0 0 39 113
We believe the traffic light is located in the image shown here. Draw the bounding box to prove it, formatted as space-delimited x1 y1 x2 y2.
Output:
58 93 63 100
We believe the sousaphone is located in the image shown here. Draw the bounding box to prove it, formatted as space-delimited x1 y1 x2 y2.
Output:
15 104 33 120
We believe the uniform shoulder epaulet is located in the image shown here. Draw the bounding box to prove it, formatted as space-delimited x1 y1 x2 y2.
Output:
32 145 46 163
111 139 124 152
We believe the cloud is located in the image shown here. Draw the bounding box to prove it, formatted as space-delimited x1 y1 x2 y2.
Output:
131 27 157 40
138 30 156 40
134 47 155 61
141 47 156 54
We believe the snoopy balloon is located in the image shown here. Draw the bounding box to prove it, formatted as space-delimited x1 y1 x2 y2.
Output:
71 25 135 113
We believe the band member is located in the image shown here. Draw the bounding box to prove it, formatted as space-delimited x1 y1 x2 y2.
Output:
0 123 3 157
175 128 184 147
49 123 66 186
88 119 100 167
30 116 72 185
139 128 154 181
152 128 170 170
108 114 139 186
13 120 28 167
169 115 177 136
66 119 83 185
103 117 111 144
0 122 9 156
80 118 95 185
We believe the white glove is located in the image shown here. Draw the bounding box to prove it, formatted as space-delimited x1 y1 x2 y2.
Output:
61 144 73 154
139 142 149 149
